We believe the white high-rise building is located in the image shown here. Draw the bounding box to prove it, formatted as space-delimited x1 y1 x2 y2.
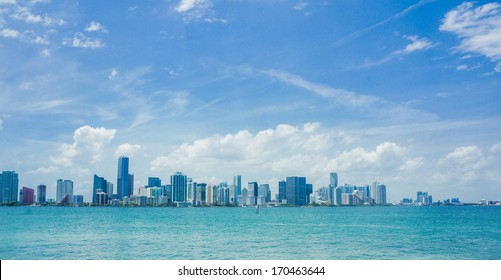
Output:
56 179 73 204
372 182 387 205
328 172 338 205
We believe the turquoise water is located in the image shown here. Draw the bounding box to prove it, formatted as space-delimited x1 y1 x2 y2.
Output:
0 206 499 259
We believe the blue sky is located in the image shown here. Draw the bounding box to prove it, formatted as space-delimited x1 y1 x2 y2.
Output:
1 0 500 202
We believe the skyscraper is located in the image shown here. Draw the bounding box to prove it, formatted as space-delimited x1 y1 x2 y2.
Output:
372 182 387 205
37 184 46 204
233 175 242 205
93 174 108 204
148 177 161 188
247 182 258 205
285 176 308 206
117 156 131 200
171 172 187 202
278 180 286 202
328 172 338 205
1 171 19 203
56 179 73 204
19 187 34 204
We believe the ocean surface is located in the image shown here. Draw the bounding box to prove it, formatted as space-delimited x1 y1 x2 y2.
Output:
0 206 499 260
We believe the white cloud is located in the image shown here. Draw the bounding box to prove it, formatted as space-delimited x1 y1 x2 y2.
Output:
262 69 379 108
28 165 59 174
28 99 71 111
29 0 51 4
149 123 428 195
175 0 200 12
399 157 424 171
150 123 331 176
496 62 501 72
435 92 451 98
332 0 434 47
0 118 3 131
115 143 141 158
293 1 309 11
490 142 501 153
11 6 64 26
174 0 212 22
204 17 227 24
40 48 50 56
109 68 118 80
327 142 407 172
456 64 468 70
0 28 19 38
0 0 16 5
84 21 107 32
50 125 117 167
440 2 501 60
395 35 434 54
63 32 104 49
129 112 153 128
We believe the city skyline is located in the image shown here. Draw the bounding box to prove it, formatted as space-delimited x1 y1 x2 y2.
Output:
1 1 501 203
3 165 498 205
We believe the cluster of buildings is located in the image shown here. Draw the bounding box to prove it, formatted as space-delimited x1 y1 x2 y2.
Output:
1 157 389 207
312 173 387 206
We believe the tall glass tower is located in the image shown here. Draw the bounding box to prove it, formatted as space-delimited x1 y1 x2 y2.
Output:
0 171 19 203
56 179 73 204
286 176 307 206
329 172 338 205
171 172 187 203
117 156 130 200
233 175 241 205
37 184 47 204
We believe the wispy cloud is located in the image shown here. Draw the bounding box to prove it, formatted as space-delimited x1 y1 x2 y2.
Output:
332 0 434 47
259 68 436 122
29 99 72 111
395 35 434 54
359 35 434 68
440 2 501 61
262 69 380 108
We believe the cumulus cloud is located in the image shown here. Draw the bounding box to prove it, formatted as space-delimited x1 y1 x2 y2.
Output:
436 145 488 183
150 123 330 175
395 35 434 54
440 2 501 60
84 21 107 32
149 122 422 190
50 125 117 167
63 32 104 49
115 143 141 158
326 142 408 172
